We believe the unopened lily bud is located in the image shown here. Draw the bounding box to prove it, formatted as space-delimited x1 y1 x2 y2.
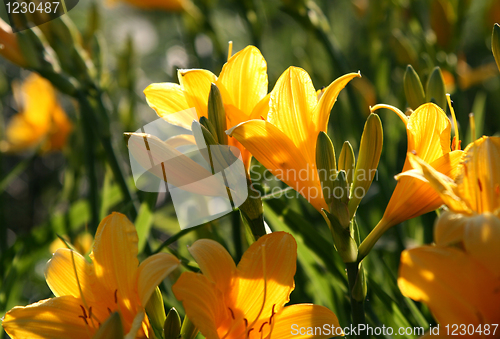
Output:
404 65 425 110
323 209 358 263
164 307 181 339
146 287 166 336
199 116 219 144
0 19 28 67
180 316 199 339
348 113 383 218
330 170 350 228
208 83 228 145
316 131 336 205
338 141 355 185
426 67 447 110
492 23 500 73
93 312 124 339
17 27 59 72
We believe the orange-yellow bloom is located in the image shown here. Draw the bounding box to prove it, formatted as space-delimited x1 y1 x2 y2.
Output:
0 18 27 67
2 212 180 338
358 103 463 259
227 67 360 211
398 136 500 333
1 73 72 153
173 232 342 339
144 45 270 171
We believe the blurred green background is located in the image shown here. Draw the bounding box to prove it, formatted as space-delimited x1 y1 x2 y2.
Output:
1 0 499 337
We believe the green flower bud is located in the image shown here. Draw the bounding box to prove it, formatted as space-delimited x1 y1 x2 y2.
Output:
93 312 124 339
338 141 355 185
180 316 199 339
316 131 337 205
146 287 166 338
351 262 367 302
208 83 228 145
492 23 500 73
404 64 425 110
348 114 383 218
426 67 447 110
164 307 181 339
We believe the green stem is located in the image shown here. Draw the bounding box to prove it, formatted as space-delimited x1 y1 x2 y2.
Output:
346 262 367 339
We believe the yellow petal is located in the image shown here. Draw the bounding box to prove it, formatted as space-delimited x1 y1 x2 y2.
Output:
463 213 500 278
231 232 297 324
456 136 500 214
172 272 226 339
137 252 180 306
20 74 56 128
398 246 500 325
312 72 361 134
47 103 73 151
270 304 342 338
4 112 45 152
267 67 317 161
434 211 470 246
143 83 192 128
405 103 451 167
2 296 94 339
216 46 268 120
178 69 217 118
45 248 97 303
227 120 327 211
164 134 196 148
187 239 237 294
91 212 139 307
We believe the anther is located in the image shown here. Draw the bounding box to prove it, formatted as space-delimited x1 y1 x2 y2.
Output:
269 304 276 325
107 307 112 315
248 328 254 336
114 289 118 304
478 178 483 192
79 315 89 325
259 322 268 332
88 306 92 319
228 307 235 320
244 318 249 328
79 305 87 318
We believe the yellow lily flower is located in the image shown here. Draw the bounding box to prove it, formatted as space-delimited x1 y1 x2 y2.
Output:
227 66 360 211
0 18 27 67
173 232 342 339
358 103 463 258
2 212 180 339
398 136 500 331
144 45 270 171
1 73 73 153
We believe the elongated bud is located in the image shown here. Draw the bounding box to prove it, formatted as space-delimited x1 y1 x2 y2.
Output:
192 120 217 170
426 67 447 110
323 209 358 263
338 141 355 185
199 116 219 144
404 65 425 110
348 114 383 218
208 83 228 145
316 131 336 205
180 316 199 339
17 27 60 72
164 307 181 339
330 170 350 228
93 312 124 339
492 23 500 73
351 262 367 302
146 287 166 337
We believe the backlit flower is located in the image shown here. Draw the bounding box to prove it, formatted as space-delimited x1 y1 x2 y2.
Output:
173 232 342 339
144 45 270 171
1 73 72 153
227 67 360 211
2 212 180 338
0 18 27 67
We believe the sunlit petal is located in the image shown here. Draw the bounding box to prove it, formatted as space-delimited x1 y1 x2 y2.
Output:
137 253 180 306
178 69 217 119
144 83 192 128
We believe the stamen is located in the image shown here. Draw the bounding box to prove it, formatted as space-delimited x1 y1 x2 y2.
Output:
259 322 268 332
269 304 276 325
228 307 235 320
447 94 460 150
114 289 118 304
244 318 248 328
80 305 88 318
79 315 89 325
227 41 233 61
478 178 483 192
88 307 92 319
248 328 254 337
370 104 408 126
469 113 476 142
